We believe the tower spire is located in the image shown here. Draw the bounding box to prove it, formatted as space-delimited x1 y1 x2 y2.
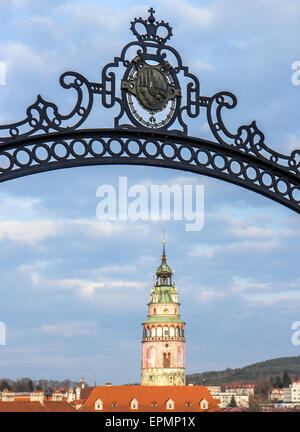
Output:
162 239 166 262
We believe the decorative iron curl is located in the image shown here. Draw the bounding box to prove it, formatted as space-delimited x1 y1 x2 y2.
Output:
0 71 94 143
207 91 300 176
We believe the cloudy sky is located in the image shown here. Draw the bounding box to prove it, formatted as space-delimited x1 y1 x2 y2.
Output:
0 0 300 385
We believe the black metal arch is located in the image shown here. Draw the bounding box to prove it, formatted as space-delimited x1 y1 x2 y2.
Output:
0 8 299 213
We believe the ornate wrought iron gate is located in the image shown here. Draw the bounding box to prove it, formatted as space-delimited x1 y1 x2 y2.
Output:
0 8 299 213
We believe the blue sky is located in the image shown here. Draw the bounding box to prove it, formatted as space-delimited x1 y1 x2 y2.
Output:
0 0 300 385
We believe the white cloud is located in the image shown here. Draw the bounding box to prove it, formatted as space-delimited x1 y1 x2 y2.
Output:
41 321 97 338
229 276 300 307
192 60 213 72
20 265 147 302
284 132 300 152
230 225 274 239
162 0 214 31
230 277 272 294
190 239 278 258
0 220 58 244
0 219 130 245
189 245 215 258
194 287 223 302
0 195 41 220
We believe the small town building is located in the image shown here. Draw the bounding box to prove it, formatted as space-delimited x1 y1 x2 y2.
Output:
211 392 249 409
224 383 255 396
268 388 283 402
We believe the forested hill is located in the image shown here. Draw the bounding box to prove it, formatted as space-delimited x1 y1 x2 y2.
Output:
186 356 300 385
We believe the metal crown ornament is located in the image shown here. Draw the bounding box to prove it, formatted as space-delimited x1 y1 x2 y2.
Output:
130 7 173 44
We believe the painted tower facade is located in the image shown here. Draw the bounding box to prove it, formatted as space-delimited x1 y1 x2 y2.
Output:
141 241 186 386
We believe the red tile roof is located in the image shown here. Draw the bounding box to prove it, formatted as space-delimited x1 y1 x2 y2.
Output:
44 401 75 412
270 388 283 393
79 385 221 412
0 402 47 412
225 383 255 388
0 401 75 412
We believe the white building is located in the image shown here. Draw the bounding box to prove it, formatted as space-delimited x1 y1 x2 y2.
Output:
206 386 221 394
0 390 44 404
211 392 249 409
269 388 283 402
282 381 300 406
224 383 255 396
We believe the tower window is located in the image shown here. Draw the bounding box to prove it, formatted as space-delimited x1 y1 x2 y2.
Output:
163 352 171 368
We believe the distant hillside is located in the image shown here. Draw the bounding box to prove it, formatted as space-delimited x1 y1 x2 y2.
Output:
186 356 300 385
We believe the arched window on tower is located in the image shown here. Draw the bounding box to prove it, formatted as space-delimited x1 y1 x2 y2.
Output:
163 326 169 337
151 327 156 337
163 352 171 368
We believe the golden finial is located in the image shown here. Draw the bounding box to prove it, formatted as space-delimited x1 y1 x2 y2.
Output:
162 230 166 260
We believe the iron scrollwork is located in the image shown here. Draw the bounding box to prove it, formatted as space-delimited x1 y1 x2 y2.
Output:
0 8 299 214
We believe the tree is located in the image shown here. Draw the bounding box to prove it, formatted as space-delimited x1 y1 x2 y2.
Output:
228 395 237 408
274 375 282 388
14 378 35 392
282 370 291 388
27 379 34 392
0 380 12 391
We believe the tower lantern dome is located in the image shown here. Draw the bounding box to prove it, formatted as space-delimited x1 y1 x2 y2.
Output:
156 240 172 275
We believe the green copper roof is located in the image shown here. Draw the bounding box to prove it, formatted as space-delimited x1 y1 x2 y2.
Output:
156 240 172 275
160 289 172 303
156 262 172 274
150 285 178 304
142 316 185 324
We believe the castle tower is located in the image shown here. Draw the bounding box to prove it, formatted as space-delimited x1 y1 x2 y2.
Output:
141 240 186 386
